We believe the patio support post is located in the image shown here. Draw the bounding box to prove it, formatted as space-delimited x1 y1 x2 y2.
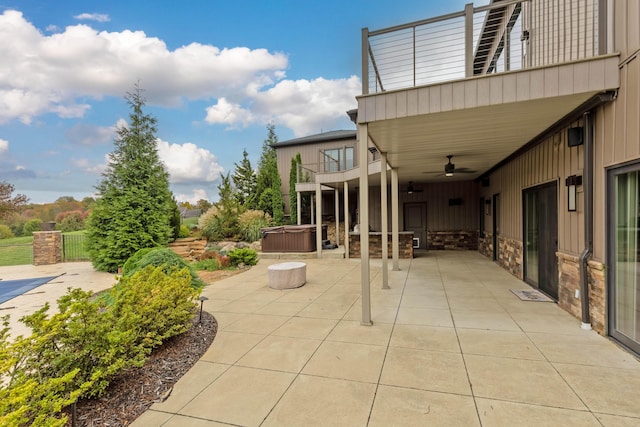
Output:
335 188 340 246
344 181 350 259
316 180 323 258
296 191 302 225
381 152 390 289
391 168 400 271
359 123 372 325
311 195 315 225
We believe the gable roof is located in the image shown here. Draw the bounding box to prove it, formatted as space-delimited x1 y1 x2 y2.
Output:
274 129 356 148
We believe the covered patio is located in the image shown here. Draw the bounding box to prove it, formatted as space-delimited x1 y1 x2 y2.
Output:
134 252 640 426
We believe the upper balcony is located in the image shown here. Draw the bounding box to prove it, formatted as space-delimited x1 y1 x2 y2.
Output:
363 0 605 94
357 0 619 185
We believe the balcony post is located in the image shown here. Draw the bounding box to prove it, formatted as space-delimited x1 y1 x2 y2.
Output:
316 180 322 259
296 191 302 225
362 27 370 95
391 168 400 271
380 152 390 289
344 181 350 259
358 123 372 325
465 3 474 77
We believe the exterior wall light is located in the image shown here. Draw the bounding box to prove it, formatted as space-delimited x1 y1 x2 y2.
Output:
566 175 582 212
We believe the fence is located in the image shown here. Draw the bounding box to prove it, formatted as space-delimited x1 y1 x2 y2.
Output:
62 233 90 262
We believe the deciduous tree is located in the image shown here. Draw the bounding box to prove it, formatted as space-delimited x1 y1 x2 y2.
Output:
0 181 27 219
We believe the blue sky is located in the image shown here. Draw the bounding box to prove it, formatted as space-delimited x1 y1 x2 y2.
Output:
0 0 476 204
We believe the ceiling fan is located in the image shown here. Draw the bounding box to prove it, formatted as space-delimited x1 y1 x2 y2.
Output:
424 155 476 177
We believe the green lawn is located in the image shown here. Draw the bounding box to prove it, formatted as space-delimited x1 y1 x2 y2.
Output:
0 236 34 266
182 217 199 227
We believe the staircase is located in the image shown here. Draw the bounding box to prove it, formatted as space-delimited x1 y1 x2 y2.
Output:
168 238 207 261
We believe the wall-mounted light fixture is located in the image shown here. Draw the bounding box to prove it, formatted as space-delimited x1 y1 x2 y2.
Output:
565 175 582 212
368 146 378 160
485 199 491 215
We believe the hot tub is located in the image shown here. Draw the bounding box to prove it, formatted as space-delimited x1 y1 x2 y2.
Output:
260 225 327 252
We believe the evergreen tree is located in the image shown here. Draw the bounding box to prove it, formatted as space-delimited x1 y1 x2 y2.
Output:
86 85 174 272
232 148 257 209
289 153 302 224
255 123 284 224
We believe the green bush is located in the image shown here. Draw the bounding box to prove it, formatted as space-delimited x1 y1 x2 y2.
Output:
122 247 203 289
0 224 14 239
0 265 201 425
23 219 42 236
178 224 190 238
238 210 272 242
228 248 258 266
191 258 220 271
55 211 86 232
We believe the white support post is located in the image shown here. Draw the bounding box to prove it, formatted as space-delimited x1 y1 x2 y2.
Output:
316 180 323 259
311 195 315 225
391 168 400 271
381 153 390 289
335 188 340 246
358 124 372 325
296 191 302 225
344 181 350 259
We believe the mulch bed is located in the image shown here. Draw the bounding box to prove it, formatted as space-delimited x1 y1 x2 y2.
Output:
66 311 217 426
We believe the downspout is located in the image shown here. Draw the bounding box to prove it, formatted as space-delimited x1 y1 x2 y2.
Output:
579 111 593 330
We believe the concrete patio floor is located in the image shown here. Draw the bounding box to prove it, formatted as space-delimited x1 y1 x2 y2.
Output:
132 251 640 426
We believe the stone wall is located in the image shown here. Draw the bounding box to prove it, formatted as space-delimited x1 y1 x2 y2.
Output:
349 232 413 258
427 230 478 250
555 252 606 334
33 231 62 265
497 236 523 279
478 232 493 258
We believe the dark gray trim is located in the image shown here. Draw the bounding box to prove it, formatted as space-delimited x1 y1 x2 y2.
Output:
274 130 357 149
579 111 594 327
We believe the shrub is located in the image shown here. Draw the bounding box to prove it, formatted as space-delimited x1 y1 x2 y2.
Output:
23 218 42 236
197 249 230 268
0 224 14 239
122 247 203 289
0 265 201 425
191 258 220 271
110 266 199 350
238 210 272 242
229 248 258 266
178 224 190 238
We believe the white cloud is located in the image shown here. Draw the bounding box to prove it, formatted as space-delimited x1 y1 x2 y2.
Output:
70 156 107 174
204 76 361 136
0 10 288 124
204 98 253 127
74 13 110 22
156 139 224 184
175 188 210 205
0 138 8 155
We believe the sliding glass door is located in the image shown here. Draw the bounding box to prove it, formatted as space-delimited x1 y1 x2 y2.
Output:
608 165 640 354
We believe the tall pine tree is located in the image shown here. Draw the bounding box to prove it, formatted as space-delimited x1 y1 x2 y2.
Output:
86 85 174 272
255 123 284 224
232 148 257 209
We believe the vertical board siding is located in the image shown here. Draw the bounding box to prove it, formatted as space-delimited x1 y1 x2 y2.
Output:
615 0 640 61
483 120 585 255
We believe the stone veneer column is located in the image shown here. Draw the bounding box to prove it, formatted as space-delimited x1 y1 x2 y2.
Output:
556 252 606 335
32 231 62 265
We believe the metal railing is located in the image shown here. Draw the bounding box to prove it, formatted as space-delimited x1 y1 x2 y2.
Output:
363 0 602 94
62 233 90 262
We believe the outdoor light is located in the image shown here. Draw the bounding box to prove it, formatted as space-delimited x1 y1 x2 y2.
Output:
485 199 491 215
407 182 414 194
565 175 582 212
444 155 455 177
368 146 378 160
199 296 209 324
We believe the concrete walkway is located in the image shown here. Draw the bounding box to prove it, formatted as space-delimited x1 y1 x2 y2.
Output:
0 262 116 338
133 251 640 426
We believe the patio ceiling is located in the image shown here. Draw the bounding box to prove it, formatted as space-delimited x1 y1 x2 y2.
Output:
357 55 620 184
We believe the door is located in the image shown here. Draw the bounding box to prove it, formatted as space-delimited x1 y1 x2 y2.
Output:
404 203 426 249
524 182 558 299
608 165 640 355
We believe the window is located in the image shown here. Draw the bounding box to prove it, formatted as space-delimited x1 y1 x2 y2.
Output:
322 146 354 172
